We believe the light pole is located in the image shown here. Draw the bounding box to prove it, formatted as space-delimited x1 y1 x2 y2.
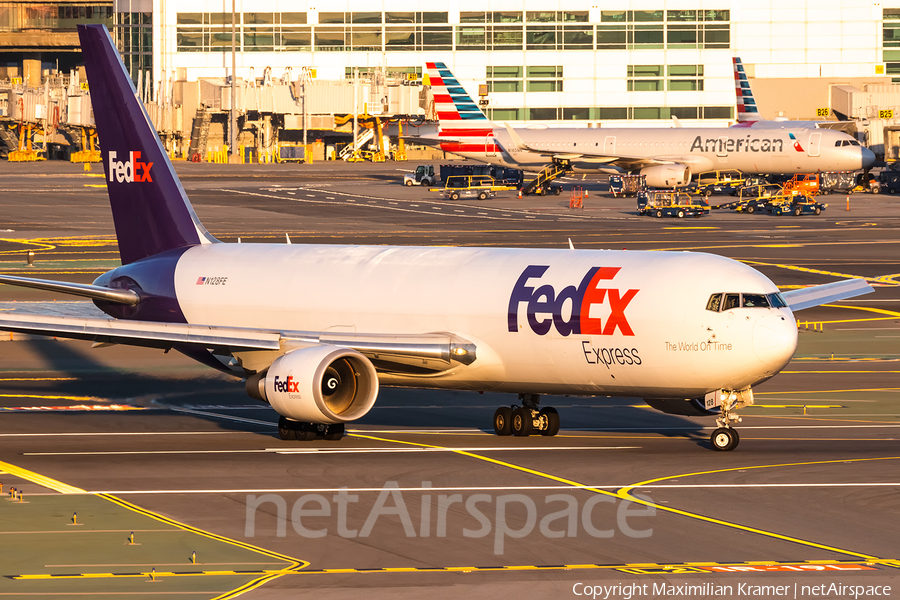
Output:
229 0 238 162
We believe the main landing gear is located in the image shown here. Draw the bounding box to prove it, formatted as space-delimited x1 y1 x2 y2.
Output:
278 416 344 441
493 394 560 437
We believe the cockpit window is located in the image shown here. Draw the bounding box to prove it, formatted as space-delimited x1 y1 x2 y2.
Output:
767 292 788 308
708 292 788 311
742 293 770 308
722 293 741 310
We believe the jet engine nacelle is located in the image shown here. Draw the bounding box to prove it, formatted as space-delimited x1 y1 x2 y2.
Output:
639 164 691 188
642 397 718 416
246 345 379 424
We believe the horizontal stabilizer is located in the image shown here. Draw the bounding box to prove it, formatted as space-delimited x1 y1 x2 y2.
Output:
782 278 873 311
0 275 140 305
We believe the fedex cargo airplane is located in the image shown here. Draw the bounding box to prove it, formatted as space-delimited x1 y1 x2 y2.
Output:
0 26 874 451
424 62 873 187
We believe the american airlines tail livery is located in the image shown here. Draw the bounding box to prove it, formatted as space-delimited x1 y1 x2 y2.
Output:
425 62 874 186
0 26 874 451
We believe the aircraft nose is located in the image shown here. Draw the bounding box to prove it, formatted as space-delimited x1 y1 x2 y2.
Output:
752 312 798 373
861 146 876 169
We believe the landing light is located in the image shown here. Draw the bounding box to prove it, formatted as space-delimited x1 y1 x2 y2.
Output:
451 347 468 356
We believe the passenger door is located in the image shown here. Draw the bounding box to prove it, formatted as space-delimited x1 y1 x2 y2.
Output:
808 132 821 157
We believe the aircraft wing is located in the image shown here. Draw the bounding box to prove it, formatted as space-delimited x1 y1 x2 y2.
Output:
398 135 445 147
782 278 874 311
0 313 477 372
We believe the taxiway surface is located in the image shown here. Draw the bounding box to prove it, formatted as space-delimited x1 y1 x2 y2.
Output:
0 161 897 599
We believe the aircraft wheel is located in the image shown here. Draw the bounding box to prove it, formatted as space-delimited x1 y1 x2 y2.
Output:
511 407 533 437
478 191 488 200
677 210 685 218
711 427 739 451
404 179 414 186
278 416 298 441
493 406 513 436
655 209 663 218
540 407 560 436
323 423 345 441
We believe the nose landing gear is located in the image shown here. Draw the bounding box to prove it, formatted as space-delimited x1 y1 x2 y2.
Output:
493 394 560 437
707 388 753 451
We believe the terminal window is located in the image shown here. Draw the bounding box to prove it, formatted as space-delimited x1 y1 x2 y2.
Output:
526 66 563 92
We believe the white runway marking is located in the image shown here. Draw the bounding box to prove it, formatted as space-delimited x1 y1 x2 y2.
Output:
170 407 276 427
0 432 237 437
84 482 900 495
24 446 638 456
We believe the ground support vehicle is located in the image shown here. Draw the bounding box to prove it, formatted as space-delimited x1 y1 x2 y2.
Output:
638 191 709 218
438 175 514 200
689 170 745 196
732 184 786 214
403 165 437 186
609 174 647 197
819 171 857 195
879 170 900 194
439 164 524 187
767 194 827 216
782 173 820 196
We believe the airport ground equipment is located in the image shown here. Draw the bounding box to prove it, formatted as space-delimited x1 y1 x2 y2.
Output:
688 170 744 196
782 173 820 196
819 171 858 194
767 194 827 216
638 190 709 218
520 161 569 196
439 164 523 187
403 165 437 186
569 185 585 209
879 170 900 194
441 175 503 200
719 183 785 214
8 123 46 162
69 127 101 163
608 174 646 197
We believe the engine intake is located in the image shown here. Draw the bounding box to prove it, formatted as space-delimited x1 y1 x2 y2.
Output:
246 345 379 423
639 164 691 188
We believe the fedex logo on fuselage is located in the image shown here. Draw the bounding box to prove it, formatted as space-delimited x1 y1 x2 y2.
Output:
508 265 639 336
108 151 153 183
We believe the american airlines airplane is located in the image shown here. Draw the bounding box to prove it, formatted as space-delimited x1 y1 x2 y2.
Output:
0 26 874 451
424 62 874 187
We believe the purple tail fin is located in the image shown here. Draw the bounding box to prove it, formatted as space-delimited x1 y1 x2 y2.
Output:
77 25 216 265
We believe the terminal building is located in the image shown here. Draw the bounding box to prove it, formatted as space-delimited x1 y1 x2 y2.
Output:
4 1 900 160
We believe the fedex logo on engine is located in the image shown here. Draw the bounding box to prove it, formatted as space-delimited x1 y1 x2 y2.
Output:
108 151 153 183
508 265 639 336
273 375 300 394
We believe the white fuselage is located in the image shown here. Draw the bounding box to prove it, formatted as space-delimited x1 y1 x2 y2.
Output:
450 126 871 175
173 245 798 399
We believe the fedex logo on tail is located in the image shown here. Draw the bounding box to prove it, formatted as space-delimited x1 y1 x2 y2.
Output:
508 266 639 336
108 151 153 183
